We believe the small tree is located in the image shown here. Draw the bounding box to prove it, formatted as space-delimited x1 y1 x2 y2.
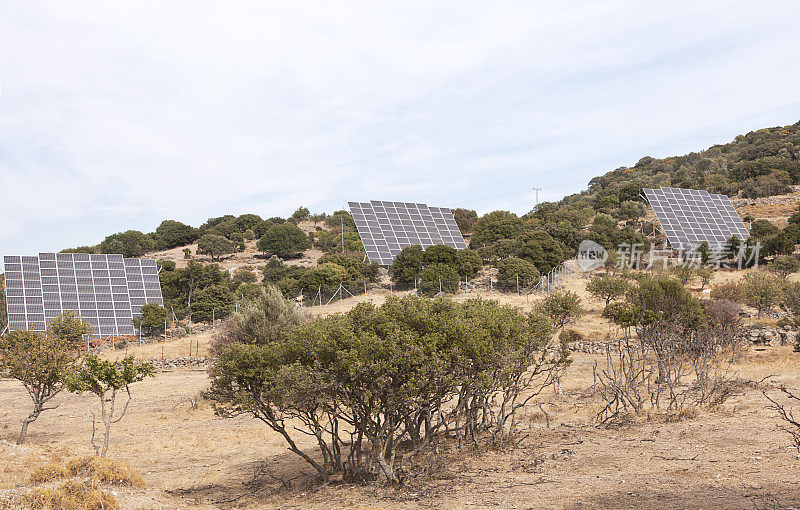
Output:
743 272 783 318
671 264 696 285
616 200 646 224
419 263 459 296
782 282 800 326
191 284 234 322
696 241 712 266
452 208 478 233
257 223 312 258
197 234 235 261
47 310 94 343
495 257 540 290
212 285 305 355
65 355 154 457
585 276 629 306
770 255 800 280
391 245 424 286
232 266 257 284
131 303 168 336
289 207 311 224
0 328 84 444
538 290 584 329
697 267 715 290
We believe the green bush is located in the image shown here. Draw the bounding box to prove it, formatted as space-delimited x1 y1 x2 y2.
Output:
197 234 235 261
743 272 784 318
469 211 524 248
232 266 257 284
710 280 745 302
191 284 234 322
99 231 154 258
495 257 540 289
324 210 356 230
154 220 198 250
131 303 167 336
769 255 800 279
207 296 567 483
257 223 312 257
419 263 459 296
391 245 424 286
452 208 478 233
538 290 584 329
585 276 629 305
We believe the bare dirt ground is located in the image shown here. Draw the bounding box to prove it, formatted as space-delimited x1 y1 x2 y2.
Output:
734 187 800 229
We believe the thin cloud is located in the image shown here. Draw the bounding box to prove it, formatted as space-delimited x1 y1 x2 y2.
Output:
0 1 799 255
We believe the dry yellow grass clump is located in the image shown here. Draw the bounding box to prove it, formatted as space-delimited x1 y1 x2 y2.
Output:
18 480 119 510
29 456 144 488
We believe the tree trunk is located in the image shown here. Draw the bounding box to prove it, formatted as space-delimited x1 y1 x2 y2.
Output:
17 408 41 445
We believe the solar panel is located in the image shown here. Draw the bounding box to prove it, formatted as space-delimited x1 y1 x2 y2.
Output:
349 201 468 265
643 187 749 251
3 253 164 338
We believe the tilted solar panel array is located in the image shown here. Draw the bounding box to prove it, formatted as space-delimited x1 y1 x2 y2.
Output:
3 253 164 338
349 201 467 266
643 187 749 251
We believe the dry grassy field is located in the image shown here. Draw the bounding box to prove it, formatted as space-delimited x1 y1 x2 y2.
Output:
2 344 800 509
2 270 800 508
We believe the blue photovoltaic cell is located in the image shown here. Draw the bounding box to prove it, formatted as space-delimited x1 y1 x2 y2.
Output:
3 253 164 338
643 187 750 251
349 201 468 266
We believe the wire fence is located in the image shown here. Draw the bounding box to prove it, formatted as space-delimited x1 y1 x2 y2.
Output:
523 258 581 296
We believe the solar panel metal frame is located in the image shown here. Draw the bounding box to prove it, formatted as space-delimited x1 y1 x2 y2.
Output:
3 253 164 338
643 187 749 251
349 200 467 265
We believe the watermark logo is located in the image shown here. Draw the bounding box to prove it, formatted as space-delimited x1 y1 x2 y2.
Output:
577 240 607 272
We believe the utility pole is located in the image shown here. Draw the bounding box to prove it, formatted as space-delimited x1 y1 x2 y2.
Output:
533 188 542 213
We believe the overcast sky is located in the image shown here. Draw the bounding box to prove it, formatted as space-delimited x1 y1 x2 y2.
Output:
1 1 799 256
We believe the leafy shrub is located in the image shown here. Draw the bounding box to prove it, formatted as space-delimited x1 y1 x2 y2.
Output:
196 234 235 261
154 220 198 250
207 296 568 483
391 245 424 286
419 263 459 296
232 266 257 284
783 282 800 322
324 210 356 230
257 223 312 257
538 290 584 329
495 257 540 289
769 255 800 279
469 211 524 248
452 208 478 233
212 285 305 355
515 230 565 274
586 276 629 305
191 284 234 322
131 303 167 336
710 280 745 303
742 272 784 318
595 277 745 423
98 230 154 258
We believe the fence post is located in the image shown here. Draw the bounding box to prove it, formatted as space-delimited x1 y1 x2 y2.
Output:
516 275 519 295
